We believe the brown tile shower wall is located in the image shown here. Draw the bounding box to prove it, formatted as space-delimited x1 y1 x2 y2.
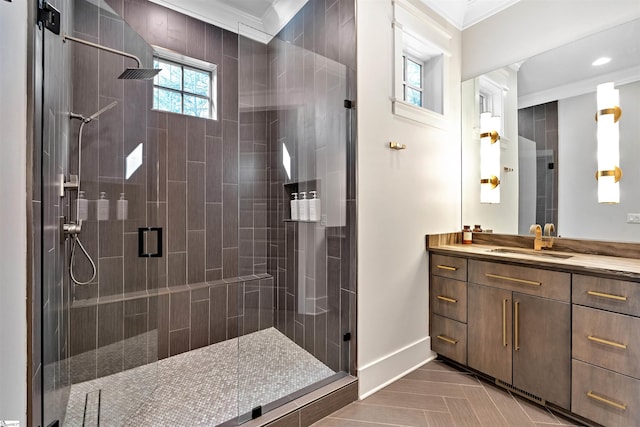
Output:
115 0 242 285
266 0 357 374
67 0 277 384
518 101 559 227
239 37 270 277
68 0 160 384
71 276 274 366
61 0 355 392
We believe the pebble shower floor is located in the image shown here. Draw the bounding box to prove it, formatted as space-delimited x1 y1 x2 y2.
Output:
65 328 335 426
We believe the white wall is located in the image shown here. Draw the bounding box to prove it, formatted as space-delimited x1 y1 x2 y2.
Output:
356 0 461 397
462 0 640 80
0 1 28 425
558 81 640 241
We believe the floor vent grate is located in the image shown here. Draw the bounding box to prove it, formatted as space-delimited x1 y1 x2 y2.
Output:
495 380 545 405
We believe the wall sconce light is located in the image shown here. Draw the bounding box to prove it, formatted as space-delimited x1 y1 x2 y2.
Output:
480 112 501 203
595 82 622 204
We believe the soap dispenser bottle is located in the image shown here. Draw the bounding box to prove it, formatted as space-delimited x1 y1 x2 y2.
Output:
299 191 309 221
117 193 128 221
97 191 109 221
290 192 299 220
309 191 321 221
77 191 89 221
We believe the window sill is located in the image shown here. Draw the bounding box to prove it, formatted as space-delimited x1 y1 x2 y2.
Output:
392 99 449 130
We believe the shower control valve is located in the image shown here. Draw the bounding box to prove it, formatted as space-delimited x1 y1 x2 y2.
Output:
60 217 82 242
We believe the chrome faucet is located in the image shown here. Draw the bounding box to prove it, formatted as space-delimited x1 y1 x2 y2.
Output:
530 224 553 251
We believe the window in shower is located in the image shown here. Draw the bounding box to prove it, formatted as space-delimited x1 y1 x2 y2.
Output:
152 46 217 119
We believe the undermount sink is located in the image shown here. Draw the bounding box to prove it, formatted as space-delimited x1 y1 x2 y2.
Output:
488 248 574 259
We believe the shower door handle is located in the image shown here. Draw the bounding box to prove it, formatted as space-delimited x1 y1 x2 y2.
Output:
138 227 163 257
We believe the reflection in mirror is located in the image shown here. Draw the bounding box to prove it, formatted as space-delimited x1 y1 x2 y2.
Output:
462 18 640 242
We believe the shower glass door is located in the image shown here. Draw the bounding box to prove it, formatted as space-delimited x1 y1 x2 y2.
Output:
235 18 353 422
41 0 160 425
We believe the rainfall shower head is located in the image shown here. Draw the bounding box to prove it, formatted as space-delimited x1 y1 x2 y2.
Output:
63 33 161 81
118 67 161 80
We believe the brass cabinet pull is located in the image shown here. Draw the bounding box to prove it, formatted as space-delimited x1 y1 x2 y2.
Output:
514 301 520 352
587 290 628 301
587 335 628 350
486 273 541 287
436 295 458 303
437 265 458 271
587 391 627 411
502 299 508 347
437 335 458 345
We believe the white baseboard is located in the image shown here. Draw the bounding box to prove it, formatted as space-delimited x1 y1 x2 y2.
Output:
357 336 436 399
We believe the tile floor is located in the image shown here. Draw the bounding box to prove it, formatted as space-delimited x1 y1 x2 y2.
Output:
65 328 335 426
312 360 585 427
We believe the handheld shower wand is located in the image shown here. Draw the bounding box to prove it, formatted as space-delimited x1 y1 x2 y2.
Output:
65 101 119 285
70 100 118 123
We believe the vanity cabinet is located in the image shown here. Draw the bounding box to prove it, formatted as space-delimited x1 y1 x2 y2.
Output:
430 255 468 364
428 237 640 426
467 259 571 409
571 275 640 427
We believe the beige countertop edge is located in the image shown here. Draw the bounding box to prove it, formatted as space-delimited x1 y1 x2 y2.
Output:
429 244 640 280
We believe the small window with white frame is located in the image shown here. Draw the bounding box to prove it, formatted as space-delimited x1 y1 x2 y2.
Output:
392 0 451 129
152 46 217 120
403 54 424 108
478 74 506 139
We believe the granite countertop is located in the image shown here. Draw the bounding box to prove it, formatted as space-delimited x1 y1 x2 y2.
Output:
430 243 640 280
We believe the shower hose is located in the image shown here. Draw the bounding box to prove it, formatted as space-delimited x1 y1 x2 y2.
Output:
69 235 97 285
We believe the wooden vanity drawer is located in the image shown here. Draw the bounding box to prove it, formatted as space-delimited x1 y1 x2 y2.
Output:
572 359 640 427
431 254 467 281
573 305 640 379
468 260 570 302
431 314 467 365
573 274 640 316
430 276 467 323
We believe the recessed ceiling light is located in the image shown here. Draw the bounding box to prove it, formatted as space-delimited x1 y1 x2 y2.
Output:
592 57 611 66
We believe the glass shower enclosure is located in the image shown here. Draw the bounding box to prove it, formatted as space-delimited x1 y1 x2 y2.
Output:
235 22 354 421
38 0 356 425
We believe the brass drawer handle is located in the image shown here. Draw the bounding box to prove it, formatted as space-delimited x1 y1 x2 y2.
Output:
437 265 458 271
486 273 541 287
437 335 458 345
436 295 458 303
587 290 628 301
587 391 627 411
587 335 628 350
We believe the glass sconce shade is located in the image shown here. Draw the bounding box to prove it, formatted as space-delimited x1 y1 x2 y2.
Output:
596 82 622 203
480 112 501 204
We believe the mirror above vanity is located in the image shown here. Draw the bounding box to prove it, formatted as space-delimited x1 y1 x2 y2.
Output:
462 18 640 243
